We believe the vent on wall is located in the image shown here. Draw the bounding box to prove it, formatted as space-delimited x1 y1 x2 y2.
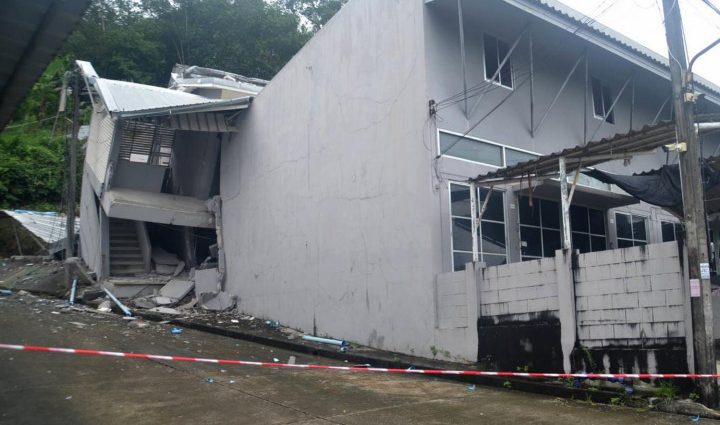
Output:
119 120 175 166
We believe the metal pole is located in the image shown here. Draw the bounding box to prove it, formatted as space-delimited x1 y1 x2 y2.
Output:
470 182 479 263
457 0 468 119
65 71 79 259
530 28 535 137
584 51 589 144
662 0 718 406
630 77 635 131
559 157 572 250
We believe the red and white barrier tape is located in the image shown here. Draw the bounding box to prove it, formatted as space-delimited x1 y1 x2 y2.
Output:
0 343 715 379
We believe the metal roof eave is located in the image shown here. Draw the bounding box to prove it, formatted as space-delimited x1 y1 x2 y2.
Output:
471 121 678 184
112 96 253 119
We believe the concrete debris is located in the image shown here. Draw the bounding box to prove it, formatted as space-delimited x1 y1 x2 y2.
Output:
153 296 175 306
198 291 236 311
651 398 720 419
155 264 176 275
172 261 186 277
128 320 150 329
132 297 156 309
176 297 197 311
158 279 194 302
79 288 106 302
0 289 11 296
194 268 220 295
149 307 182 315
68 322 87 328
97 300 112 313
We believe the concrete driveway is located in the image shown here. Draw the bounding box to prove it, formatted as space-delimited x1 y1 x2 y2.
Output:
0 293 710 425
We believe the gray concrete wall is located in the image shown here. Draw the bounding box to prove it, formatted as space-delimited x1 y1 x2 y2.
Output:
79 169 102 276
113 161 166 193
575 243 685 347
221 0 439 356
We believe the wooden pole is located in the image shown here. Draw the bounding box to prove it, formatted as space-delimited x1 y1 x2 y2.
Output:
662 0 718 406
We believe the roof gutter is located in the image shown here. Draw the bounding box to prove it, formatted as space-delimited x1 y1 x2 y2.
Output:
113 96 253 119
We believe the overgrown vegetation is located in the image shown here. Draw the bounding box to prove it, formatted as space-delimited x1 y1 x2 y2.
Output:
0 0 345 210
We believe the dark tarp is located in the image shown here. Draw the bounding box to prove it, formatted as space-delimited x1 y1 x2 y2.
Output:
584 163 720 216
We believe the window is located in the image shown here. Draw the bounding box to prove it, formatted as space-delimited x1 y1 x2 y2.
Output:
439 131 538 168
450 183 507 271
519 197 561 260
591 78 615 124
119 120 175 166
661 221 682 242
616 213 647 248
484 34 513 89
570 206 607 253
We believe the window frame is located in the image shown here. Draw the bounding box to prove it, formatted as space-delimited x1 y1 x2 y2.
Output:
591 77 615 124
448 182 508 271
615 212 648 247
661 220 682 242
570 205 607 253
483 34 514 90
437 129 540 169
518 196 562 261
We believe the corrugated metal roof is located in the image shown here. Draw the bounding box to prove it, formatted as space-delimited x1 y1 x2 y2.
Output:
510 0 720 100
0 0 92 130
471 121 678 183
94 78 226 114
3 210 79 248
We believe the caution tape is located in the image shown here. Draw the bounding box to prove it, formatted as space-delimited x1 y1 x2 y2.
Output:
0 343 716 379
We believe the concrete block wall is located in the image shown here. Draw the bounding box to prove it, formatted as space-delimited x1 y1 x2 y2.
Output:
575 242 685 348
479 257 559 321
436 270 468 329
434 263 478 362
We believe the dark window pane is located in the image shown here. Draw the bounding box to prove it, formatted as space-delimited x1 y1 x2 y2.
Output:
452 218 473 252
573 232 591 254
453 252 473 272
522 257 539 262
519 196 540 226
617 239 634 249
541 199 560 230
674 223 682 240
479 189 504 222
481 222 506 254
497 39 512 88
543 229 561 257
602 85 615 124
450 183 471 217
592 78 604 117
439 132 503 166
484 35 499 82
632 216 646 241
505 148 537 167
616 213 632 239
589 209 606 235
570 205 589 232
591 236 606 252
662 221 676 242
634 240 647 247
520 226 542 257
483 254 506 267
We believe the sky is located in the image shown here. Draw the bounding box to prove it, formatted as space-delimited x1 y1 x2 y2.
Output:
557 0 720 86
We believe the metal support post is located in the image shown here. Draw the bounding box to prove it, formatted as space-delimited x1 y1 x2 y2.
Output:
559 157 572 250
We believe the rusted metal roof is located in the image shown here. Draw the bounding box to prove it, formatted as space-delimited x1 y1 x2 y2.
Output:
0 0 91 129
471 121 678 183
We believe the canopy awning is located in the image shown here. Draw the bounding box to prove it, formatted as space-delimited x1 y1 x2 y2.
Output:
471 121 678 184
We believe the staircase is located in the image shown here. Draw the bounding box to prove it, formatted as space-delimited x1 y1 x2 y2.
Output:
109 219 145 276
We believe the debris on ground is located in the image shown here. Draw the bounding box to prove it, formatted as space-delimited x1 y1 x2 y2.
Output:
650 398 720 419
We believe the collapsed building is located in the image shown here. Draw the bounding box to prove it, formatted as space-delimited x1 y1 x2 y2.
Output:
78 0 720 374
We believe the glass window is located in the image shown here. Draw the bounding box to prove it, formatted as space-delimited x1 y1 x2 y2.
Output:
439 132 503 166
449 183 507 271
571 206 607 254
505 148 538 167
616 213 647 247
519 196 561 259
591 77 615 124
661 221 682 242
484 34 513 89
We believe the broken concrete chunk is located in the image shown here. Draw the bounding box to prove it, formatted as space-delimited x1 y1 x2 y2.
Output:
132 297 156 309
153 296 175 306
155 264 176 275
194 268 220 295
159 279 194 300
147 306 182 315
198 291 236 311
97 300 112 313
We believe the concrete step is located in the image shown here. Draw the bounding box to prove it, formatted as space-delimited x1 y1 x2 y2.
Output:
110 241 140 247
111 260 144 266
111 235 139 241
110 246 142 251
111 255 143 261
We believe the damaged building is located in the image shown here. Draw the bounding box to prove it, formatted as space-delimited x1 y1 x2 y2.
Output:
78 0 720 374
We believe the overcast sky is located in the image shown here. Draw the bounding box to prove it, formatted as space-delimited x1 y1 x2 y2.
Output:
557 0 720 86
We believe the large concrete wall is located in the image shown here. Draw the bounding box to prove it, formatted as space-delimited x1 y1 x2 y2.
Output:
221 0 439 356
170 131 221 199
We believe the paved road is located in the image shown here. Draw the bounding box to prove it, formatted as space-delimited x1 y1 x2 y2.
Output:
0 293 710 424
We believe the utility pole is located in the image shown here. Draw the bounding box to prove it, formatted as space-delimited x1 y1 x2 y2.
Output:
65 71 80 259
662 0 718 406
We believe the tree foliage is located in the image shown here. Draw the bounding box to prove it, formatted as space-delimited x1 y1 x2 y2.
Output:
0 0 345 209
